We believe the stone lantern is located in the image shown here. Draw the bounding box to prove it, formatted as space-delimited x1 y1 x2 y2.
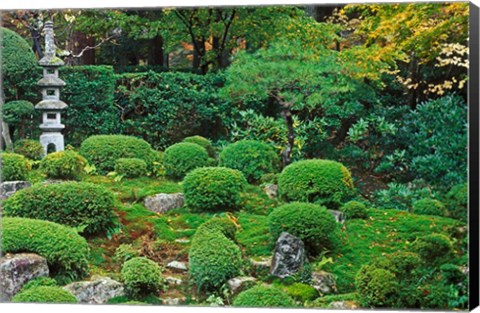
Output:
35 20 67 155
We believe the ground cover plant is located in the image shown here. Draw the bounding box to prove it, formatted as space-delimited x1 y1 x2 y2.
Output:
0 2 469 310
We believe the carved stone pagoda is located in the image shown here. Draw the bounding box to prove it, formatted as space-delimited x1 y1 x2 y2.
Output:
35 20 67 155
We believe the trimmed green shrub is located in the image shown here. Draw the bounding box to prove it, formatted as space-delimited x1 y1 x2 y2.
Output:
341 201 368 219
1 27 39 102
115 158 148 178
195 216 237 241
183 167 247 212
12 286 77 303
163 142 209 179
3 100 35 139
355 267 398 307
269 202 337 255
80 135 155 174
412 234 454 264
278 159 354 209
259 173 279 185
219 140 280 183
284 283 318 302
183 135 215 158
121 257 164 298
189 219 242 291
1 217 89 281
413 198 446 216
444 183 467 222
233 285 296 307
151 150 164 177
387 252 421 277
4 182 116 235
0 153 30 181
40 150 87 180
61 66 119 146
20 277 58 291
13 139 45 160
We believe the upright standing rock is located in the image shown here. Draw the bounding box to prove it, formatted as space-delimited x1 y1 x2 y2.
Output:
270 232 305 278
35 20 67 156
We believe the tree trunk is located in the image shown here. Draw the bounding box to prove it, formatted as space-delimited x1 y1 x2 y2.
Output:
280 107 295 166
1 121 13 150
148 36 164 66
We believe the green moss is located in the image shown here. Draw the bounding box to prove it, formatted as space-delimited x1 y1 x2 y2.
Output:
283 283 318 302
236 213 272 256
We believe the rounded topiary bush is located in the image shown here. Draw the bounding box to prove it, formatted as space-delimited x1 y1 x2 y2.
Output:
195 216 237 241
233 285 296 307
80 135 155 174
163 142 209 179
278 159 354 209
412 234 454 264
115 158 148 178
121 257 164 298
20 277 58 291
341 201 368 219
12 286 77 303
189 220 242 291
284 283 319 302
3 100 34 124
0 153 30 181
183 167 247 212
40 150 87 180
183 135 215 158
269 202 337 255
2 217 89 281
219 140 280 183
1 27 38 101
412 198 446 216
3 182 116 235
355 267 398 307
13 139 45 161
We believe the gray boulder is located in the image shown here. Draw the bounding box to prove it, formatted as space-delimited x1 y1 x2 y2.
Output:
270 232 305 278
0 181 31 199
227 276 257 294
311 271 337 296
166 261 188 272
328 210 345 224
144 193 184 213
0 253 49 301
63 276 124 304
263 184 278 198
165 276 183 286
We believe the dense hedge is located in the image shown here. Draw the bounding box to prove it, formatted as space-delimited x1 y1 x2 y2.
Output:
61 66 120 146
183 135 216 158
183 167 247 212
115 158 148 178
1 27 39 102
13 139 45 160
269 202 337 255
12 286 77 303
1 217 89 281
121 257 164 298
278 159 354 209
163 142 209 179
189 218 242 291
114 71 226 149
1 153 30 181
80 135 155 174
233 285 296 307
412 198 446 217
444 183 467 222
219 140 280 183
3 182 116 235
40 150 87 180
